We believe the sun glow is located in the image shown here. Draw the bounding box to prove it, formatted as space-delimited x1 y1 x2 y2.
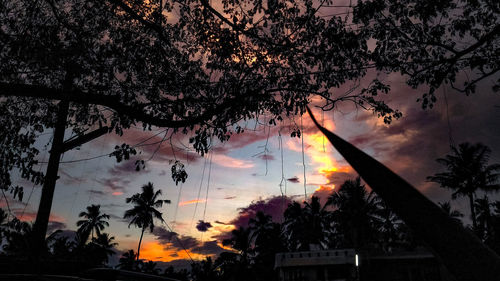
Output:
139 241 207 262
288 113 351 191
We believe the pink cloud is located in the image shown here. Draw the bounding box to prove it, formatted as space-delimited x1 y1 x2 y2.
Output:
212 154 254 169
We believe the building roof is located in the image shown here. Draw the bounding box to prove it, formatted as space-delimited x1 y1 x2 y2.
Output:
275 249 356 268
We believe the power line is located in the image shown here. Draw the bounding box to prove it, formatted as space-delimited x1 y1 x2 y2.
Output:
190 155 208 231
300 115 307 200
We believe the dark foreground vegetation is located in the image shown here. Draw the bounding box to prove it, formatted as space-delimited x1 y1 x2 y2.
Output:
0 142 499 281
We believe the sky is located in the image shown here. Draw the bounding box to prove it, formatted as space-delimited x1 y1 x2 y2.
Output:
4 72 500 268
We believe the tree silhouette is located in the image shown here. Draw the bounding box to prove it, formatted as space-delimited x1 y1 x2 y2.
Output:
76 204 110 242
248 211 284 281
474 196 495 241
124 182 170 260
141 261 160 275
163 266 189 281
376 201 404 252
353 0 500 108
327 177 381 249
191 257 219 281
0 0 407 249
223 227 253 262
438 202 464 224
428 142 500 229
50 234 74 259
2 0 498 261
283 196 331 250
88 233 117 265
0 208 7 242
117 249 137 271
308 107 500 280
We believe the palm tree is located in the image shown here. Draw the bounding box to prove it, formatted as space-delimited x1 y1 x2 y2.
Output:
222 227 253 262
124 182 170 260
191 257 219 281
142 260 160 275
474 196 494 241
89 233 117 265
283 196 331 250
249 211 284 281
376 201 403 252
326 177 381 249
438 202 464 224
428 142 500 229
76 204 110 242
118 249 137 270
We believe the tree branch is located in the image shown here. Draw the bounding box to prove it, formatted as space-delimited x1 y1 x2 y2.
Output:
0 83 217 128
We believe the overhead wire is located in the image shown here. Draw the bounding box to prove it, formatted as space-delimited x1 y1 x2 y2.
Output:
200 152 213 243
162 220 195 264
190 155 208 231
300 115 307 200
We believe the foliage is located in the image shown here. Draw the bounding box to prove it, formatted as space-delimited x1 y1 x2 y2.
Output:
76 204 110 242
438 201 464 224
428 142 500 228
163 266 190 281
117 249 138 271
0 0 415 197
0 208 117 269
283 197 331 250
124 182 170 260
353 0 500 108
326 177 382 249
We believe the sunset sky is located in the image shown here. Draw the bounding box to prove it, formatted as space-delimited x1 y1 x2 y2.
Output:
5 73 500 267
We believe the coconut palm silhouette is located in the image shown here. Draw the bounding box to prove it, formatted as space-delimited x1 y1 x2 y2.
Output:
428 142 500 229
76 204 110 242
124 182 170 260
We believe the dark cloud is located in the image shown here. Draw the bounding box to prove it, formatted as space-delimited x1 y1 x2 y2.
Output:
87 189 107 197
59 169 87 185
191 240 226 255
323 171 358 188
330 75 500 217
211 196 297 242
53 230 78 242
107 213 123 220
94 177 130 192
47 221 67 233
212 128 279 154
196 220 213 232
108 157 151 176
154 259 192 271
287 176 300 183
257 154 275 161
153 227 199 250
231 196 293 228
223 196 236 200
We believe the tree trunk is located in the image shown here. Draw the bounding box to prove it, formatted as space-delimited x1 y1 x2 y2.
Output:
307 107 500 281
32 100 69 255
469 193 478 230
137 226 146 261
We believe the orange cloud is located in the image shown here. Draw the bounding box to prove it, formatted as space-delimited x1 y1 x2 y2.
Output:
139 241 207 262
112 191 124 196
287 112 351 191
179 199 206 206
17 211 65 223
